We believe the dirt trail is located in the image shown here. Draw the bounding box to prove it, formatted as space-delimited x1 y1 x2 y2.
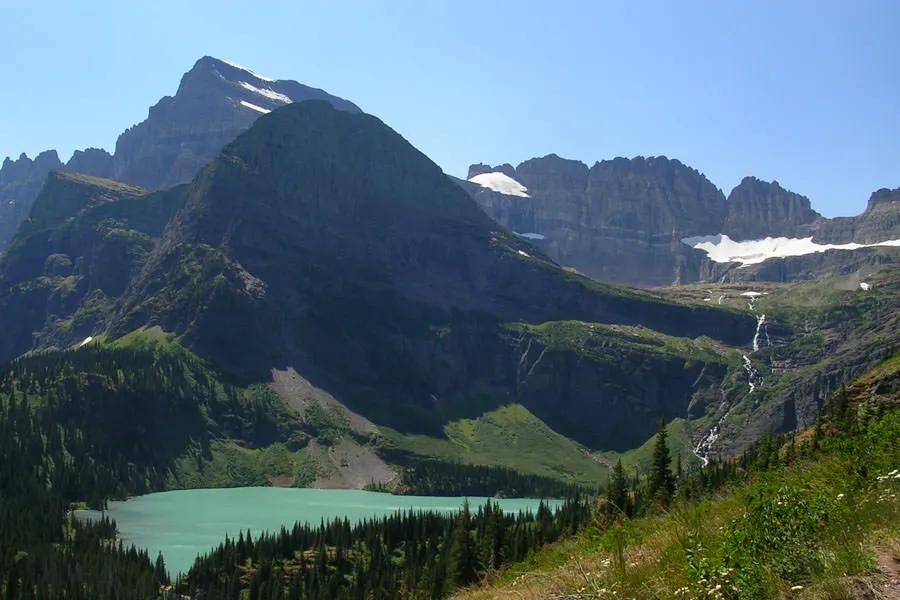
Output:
875 546 900 600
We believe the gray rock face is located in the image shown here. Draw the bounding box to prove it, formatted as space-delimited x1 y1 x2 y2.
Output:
814 187 900 244
700 246 900 283
464 157 900 286
107 56 361 190
724 176 821 240
65 148 113 178
465 154 725 286
0 151 63 252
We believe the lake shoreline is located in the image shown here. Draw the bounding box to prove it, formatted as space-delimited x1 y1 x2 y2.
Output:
76 486 560 575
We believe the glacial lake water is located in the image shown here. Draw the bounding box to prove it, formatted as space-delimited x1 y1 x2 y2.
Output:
77 487 557 575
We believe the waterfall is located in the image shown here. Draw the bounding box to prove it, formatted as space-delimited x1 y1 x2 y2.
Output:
752 313 766 352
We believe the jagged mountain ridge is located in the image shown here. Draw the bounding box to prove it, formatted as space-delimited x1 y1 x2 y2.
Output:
0 56 358 252
464 156 900 286
0 151 64 253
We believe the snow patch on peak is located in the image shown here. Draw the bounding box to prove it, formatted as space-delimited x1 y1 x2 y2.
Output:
239 81 292 104
683 234 900 267
469 172 530 197
220 58 276 82
239 100 271 114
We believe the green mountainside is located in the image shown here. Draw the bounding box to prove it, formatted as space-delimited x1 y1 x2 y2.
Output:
0 101 759 474
453 356 900 600
0 101 895 492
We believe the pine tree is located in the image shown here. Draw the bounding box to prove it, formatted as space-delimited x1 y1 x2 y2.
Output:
155 552 168 584
446 500 479 589
649 418 675 507
607 459 629 517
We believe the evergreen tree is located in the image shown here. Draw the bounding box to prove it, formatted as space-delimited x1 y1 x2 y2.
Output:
446 500 479 589
648 418 675 507
155 552 168 583
606 459 630 517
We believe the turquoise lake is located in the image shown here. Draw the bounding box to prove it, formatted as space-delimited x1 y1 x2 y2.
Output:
78 487 557 575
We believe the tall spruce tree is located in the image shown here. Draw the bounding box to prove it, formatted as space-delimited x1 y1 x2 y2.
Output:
649 418 675 506
607 459 630 517
446 500 479 589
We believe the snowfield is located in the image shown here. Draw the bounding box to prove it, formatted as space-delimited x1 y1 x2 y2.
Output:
468 172 530 197
239 100 271 114
239 81 292 104
682 234 900 266
221 58 276 82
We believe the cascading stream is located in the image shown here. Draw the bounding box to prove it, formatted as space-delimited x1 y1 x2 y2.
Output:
694 292 768 466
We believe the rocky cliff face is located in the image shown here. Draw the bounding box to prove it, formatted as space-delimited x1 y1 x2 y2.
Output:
65 148 113 178
464 154 725 286
0 151 63 253
464 158 899 286
723 176 821 239
814 187 900 244
107 56 360 190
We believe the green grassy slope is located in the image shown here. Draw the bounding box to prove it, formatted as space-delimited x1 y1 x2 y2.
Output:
384 404 608 487
453 356 900 600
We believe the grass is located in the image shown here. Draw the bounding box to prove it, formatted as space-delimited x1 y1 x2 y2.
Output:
452 360 900 600
508 321 729 364
600 418 699 473
168 440 299 488
455 431 899 600
387 408 704 490
384 404 609 487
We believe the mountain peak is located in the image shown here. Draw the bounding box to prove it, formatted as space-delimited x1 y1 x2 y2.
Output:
724 176 820 240
867 187 900 211
193 55 279 82
108 56 360 190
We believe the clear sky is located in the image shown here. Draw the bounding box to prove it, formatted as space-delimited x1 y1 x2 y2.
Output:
1 1 897 217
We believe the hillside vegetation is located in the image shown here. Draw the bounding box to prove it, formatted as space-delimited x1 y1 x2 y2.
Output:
453 356 900 600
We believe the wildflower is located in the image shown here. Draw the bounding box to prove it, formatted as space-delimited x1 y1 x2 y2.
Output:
836 493 844 500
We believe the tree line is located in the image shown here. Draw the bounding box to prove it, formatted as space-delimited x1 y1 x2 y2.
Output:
182 495 591 599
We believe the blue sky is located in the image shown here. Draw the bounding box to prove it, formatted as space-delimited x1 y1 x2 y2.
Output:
1 1 897 217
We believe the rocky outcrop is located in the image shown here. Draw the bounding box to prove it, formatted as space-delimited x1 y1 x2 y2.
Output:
699 245 900 283
723 176 820 240
464 157 899 286
0 151 63 252
65 148 113 178
814 187 900 244
464 154 725 286
0 171 180 361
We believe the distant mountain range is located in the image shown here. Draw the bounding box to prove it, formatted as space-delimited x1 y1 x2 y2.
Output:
0 56 358 253
0 56 896 474
462 157 900 286
3 57 897 288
